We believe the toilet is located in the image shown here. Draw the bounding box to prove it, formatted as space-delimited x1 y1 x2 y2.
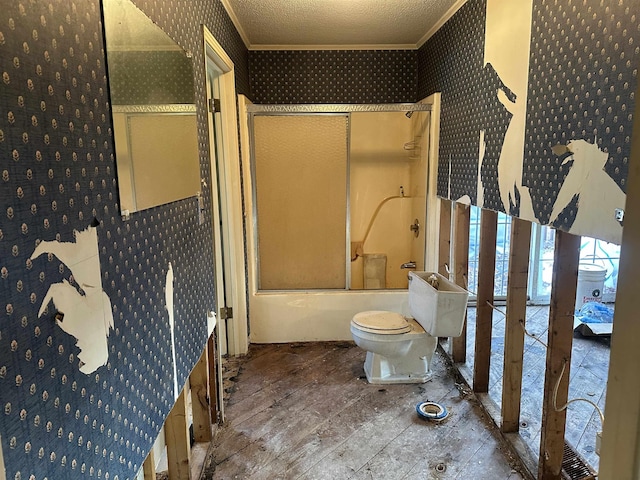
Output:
351 271 469 384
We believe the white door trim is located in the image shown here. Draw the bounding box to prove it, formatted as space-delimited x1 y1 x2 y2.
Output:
423 93 442 273
203 26 248 355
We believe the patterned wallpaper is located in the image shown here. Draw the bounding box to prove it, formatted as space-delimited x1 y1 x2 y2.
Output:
417 0 487 207
249 50 418 104
0 1 248 479
418 0 637 243
107 50 195 105
1 0 637 477
523 0 637 229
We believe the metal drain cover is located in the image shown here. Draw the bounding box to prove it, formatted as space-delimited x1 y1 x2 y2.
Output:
561 442 597 480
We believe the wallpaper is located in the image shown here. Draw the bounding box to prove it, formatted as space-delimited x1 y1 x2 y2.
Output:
417 0 487 207
1 0 637 477
0 0 248 479
522 0 635 243
107 50 195 105
418 0 637 244
249 50 418 104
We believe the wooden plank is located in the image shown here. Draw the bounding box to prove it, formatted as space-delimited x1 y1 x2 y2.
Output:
538 230 580 480
501 218 532 432
207 335 218 425
190 347 212 442
438 198 452 277
211 342 528 479
166 388 191 480
142 447 156 480
451 202 470 363
473 209 498 392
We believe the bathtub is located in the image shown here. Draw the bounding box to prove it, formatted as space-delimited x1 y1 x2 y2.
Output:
249 289 410 343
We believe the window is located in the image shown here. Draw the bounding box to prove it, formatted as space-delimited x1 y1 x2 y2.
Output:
467 206 513 298
467 207 619 304
528 224 620 304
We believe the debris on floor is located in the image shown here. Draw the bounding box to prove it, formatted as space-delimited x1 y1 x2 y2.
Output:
221 355 242 401
574 302 614 337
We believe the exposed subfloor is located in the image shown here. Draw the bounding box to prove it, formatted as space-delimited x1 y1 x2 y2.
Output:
459 305 610 472
201 341 527 479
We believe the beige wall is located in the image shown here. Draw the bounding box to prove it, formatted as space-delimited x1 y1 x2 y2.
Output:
350 112 429 289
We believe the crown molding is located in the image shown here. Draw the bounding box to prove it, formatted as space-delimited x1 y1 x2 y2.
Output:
417 0 468 48
219 0 251 48
248 44 418 51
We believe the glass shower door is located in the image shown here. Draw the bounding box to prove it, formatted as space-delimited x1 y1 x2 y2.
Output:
252 114 349 290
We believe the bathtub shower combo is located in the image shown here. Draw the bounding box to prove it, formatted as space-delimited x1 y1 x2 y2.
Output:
244 102 455 356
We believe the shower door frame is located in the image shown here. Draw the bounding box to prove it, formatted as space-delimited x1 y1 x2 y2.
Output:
241 99 439 343
249 111 352 290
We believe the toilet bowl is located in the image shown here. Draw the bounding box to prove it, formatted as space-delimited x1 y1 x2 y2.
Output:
351 271 468 384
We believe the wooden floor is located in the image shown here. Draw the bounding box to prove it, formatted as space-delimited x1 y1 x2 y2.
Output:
201 342 527 479
459 305 610 471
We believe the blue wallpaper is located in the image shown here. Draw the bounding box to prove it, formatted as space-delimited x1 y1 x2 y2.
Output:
107 50 195 105
1 0 637 477
417 0 487 207
0 0 248 479
418 0 637 243
523 0 637 228
249 50 417 104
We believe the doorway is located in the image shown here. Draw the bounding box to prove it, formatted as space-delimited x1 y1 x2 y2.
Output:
203 27 247 423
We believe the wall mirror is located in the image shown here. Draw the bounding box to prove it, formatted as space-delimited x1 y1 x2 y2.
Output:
102 0 200 214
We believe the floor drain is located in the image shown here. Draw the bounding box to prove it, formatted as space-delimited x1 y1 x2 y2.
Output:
562 441 597 480
435 463 446 473
520 420 529 428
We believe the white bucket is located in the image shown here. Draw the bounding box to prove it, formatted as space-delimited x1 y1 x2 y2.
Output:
575 264 607 310
363 254 387 289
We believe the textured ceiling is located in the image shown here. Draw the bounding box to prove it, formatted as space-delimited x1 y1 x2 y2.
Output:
221 0 466 49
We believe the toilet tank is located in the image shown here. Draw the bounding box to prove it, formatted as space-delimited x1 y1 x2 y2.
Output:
408 271 469 337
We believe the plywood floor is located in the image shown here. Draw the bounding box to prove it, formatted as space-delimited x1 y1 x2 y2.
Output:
201 342 528 479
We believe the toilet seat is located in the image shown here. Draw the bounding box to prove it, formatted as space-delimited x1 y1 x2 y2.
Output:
352 311 411 335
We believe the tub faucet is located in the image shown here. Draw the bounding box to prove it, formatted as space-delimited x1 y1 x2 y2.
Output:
400 261 416 269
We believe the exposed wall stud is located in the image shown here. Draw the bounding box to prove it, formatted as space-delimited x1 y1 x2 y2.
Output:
142 448 156 480
439 199 452 277
165 388 191 480
190 347 212 442
451 202 470 363
473 209 498 392
538 230 580 480
207 334 219 424
501 218 532 432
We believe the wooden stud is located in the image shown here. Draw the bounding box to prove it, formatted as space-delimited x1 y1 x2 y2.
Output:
451 202 470 363
438 199 452 277
538 230 580 480
190 347 212 442
501 217 532 432
473 209 498 392
165 388 191 480
142 447 156 480
207 334 219 424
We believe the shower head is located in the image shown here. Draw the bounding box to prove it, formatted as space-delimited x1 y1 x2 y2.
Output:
405 111 414 119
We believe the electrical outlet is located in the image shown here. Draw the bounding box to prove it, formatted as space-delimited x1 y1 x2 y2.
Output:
615 208 624 222
596 430 602 456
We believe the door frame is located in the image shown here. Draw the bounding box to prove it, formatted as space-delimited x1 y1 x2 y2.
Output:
202 26 248 356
